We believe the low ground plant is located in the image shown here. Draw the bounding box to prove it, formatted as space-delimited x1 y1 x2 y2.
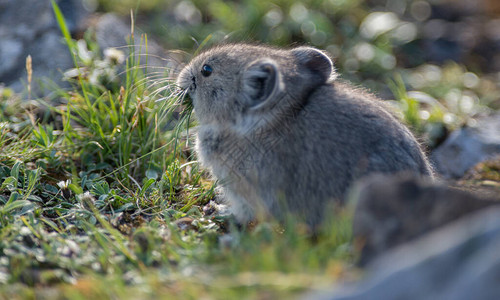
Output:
0 3 354 298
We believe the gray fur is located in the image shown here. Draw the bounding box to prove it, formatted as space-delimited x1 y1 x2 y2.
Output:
176 44 433 226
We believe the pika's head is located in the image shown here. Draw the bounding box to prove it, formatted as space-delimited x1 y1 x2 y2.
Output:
176 44 335 126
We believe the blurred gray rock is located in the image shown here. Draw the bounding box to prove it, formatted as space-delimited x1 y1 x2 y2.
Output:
0 0 177 97
308 207 500 300
95 14 182 74
431 114 500 178
0 0 90 95
351 174 497 266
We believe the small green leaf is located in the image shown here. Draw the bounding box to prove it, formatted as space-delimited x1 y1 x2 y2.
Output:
68 183 83 195
27 195 43 203
1 176 18 192
3 199 31 214
44 184 59 194
141 178 156 196
10 161 23 180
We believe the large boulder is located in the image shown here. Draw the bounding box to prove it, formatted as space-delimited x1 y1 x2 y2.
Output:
351 173 498 266
431 113 500 178
307 206 500 300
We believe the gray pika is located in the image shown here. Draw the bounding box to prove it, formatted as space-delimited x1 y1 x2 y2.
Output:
176 44 433 226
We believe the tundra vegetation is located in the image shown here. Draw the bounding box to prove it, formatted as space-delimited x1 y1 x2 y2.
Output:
0 0 499 298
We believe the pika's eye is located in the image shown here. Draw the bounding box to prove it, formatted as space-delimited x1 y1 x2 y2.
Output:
201 64 213 77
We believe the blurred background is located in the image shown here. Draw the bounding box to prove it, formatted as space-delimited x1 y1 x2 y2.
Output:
93 0 500 95
1 0 500 151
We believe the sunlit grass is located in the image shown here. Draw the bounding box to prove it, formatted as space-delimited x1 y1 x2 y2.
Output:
0 3 357 299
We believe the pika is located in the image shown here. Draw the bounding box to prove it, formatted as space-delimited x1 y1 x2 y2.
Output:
176 44 433 227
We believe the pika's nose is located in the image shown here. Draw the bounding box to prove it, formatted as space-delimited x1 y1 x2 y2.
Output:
190 76 196 90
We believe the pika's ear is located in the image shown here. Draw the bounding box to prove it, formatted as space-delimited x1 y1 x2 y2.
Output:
242 59 283 107
291 47 335 83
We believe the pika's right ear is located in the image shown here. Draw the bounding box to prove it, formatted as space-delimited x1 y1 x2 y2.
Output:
291 47 336 83
242 59 283 108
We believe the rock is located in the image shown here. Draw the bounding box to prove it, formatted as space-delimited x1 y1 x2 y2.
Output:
0 0 177 98
307 207 500 300
0 0 90 95
351 173 498 266
94 14 182 74
431 113 500 178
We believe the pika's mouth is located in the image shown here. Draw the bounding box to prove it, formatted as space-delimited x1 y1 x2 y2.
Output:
175 66 197 109
182 92 193 105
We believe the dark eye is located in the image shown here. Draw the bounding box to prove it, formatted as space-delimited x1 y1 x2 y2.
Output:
201 64 213 77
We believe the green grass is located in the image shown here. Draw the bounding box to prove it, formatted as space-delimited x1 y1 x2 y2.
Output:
3 1 499 298
0 3 355 298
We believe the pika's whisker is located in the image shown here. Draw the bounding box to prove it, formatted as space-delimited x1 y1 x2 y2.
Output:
118 66 171 77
